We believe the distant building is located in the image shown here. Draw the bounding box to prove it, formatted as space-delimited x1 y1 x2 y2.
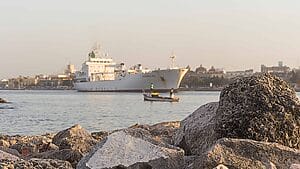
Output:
195 65 207 74
261 61 290 73
206 66 225 78
3 63 75 90
8 76 37 89
65 64 76 75
0 79 8 89
225 69 254 79
261 61 291 80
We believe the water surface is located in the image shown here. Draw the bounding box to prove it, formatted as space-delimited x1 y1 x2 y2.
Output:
0 90 220 135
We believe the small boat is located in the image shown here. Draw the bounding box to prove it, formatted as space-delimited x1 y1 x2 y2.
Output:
143 92 179 102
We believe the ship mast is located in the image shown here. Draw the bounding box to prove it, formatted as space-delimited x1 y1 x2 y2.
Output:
170 52 176 69
92 42 101 58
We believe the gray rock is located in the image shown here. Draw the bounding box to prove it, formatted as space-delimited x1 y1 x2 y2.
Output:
174 102 219 155
192 138 300 169
10 142 38 157
0 150 19 161
130 121 181 145
0 147 21 158
28 158 73 169
32 149 83 168
290 164 300 169
215 73 300 149
77 129 184 169
91 131 109 141
53 124 97 154
183 156 198 169
5 133 54 157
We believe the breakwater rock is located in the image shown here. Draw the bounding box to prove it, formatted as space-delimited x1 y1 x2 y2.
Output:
193 138 300 169
175 73 300 168
0 122 183 169
215 73 300 149
77 129 184 169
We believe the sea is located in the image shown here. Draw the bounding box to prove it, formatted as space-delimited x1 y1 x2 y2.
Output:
0 90 299 136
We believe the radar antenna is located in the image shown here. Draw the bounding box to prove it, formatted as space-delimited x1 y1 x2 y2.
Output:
92 42 101 58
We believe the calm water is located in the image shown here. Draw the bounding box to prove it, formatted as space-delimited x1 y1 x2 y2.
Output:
0 90 221 135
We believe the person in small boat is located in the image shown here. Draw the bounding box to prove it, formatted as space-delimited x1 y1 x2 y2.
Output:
150 83 154 92
150 83 159 97
170 88 174 98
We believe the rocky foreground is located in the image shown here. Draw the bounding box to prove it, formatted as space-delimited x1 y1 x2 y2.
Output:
1 73 300 169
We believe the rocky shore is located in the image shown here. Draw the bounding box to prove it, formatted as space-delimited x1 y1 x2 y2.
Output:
1 73 300 169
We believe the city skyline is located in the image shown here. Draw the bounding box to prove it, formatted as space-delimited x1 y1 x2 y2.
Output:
1 0 300 79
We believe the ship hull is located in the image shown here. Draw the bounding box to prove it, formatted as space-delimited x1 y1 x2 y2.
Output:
74 68 188 92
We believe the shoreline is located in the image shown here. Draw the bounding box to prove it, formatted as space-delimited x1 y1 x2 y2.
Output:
1 87 299 92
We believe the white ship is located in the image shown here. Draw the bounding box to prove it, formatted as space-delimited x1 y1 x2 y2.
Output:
74 45 188 92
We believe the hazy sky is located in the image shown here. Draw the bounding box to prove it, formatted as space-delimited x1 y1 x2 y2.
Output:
1 0 300 79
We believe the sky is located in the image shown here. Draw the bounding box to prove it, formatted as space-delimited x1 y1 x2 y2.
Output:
0 0 300 79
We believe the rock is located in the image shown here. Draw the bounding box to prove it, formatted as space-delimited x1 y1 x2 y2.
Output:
183 156 198 169
28 158 73 169
192 138 300 169
0 147 21 158
0 158 73 169
32 158 73 168
214 164 229 169
0 159 15 169
0 140 10 148
0 150 20 161
38 142 59 153
52 124 97 154
174 102 219 155
77 129 184 169
10 142 38 157
215 73 300 149
130 121 181 145
91 131 109 141
33 149 83 168
149 121 180 145
0 98 7 103
5 133 55 157
290 164 300 169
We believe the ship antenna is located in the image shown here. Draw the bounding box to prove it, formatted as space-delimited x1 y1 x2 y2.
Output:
170 52 176 69
93 42 101 58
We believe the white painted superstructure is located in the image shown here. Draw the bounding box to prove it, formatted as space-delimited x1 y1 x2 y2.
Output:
74 45 188 92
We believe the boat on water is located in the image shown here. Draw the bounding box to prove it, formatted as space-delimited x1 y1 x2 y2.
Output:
143 93 179 102
74 45 188 92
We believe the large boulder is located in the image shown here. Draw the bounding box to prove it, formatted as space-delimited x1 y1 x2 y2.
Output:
215 73 300 149
77 129 184 169
174 102 219 155
192 138 300 169
52 124 97 154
